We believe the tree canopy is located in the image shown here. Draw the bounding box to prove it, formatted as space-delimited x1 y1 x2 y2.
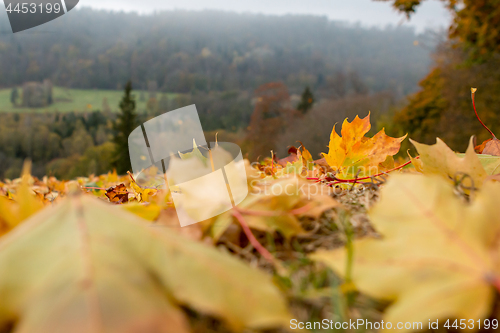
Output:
384 0 500 61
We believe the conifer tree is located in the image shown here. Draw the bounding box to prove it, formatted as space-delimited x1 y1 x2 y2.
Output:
113 81 138 174
10 88 18 106
297 86 315 114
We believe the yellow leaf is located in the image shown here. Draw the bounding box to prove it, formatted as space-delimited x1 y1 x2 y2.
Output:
0 163 44 233
128 172 158 203
411 136 488 188
0 194 292 332
300 144 313 162
123 202 162 221
107 169 118 183
321 113 406 177
407 150 423 173
211 176 339 240
312 174 500 331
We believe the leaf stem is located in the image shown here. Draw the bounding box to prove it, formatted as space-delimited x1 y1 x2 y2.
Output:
308 159 416 184
232 209 276 265
326 159 415 185
82 186 130 194
82 187 108 191
471 88 496 139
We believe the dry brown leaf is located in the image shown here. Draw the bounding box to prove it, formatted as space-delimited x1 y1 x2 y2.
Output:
105 183 129 203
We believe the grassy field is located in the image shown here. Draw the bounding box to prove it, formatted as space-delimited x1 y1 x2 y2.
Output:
0 86 175 113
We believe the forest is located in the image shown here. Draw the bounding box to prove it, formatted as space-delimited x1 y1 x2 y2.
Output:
0 8 434 95
0 8 437 179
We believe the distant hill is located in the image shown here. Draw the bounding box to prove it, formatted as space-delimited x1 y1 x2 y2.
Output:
0 8 438 97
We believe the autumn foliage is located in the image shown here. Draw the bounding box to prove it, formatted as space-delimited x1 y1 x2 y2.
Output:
3 92 500 332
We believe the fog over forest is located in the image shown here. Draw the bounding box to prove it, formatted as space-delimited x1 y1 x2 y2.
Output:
0 8 443 178
0 8 439 96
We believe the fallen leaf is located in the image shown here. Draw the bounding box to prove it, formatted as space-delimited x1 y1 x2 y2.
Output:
128 172 157 203
179 139 209 165
483 138 500 156
154 207 204 241
411 136 489 188
166 143 248 226
0 164 44 235
277 149 298 167
475 138 492 154
312 174 500 331
123 202 162 221
105 183 129 204
211 176 338 240
406 151 423 173
296 182 339 219
0 194 291 332
458 153 500 175
300 143 313 163
211 177 305 240
321 113 406 178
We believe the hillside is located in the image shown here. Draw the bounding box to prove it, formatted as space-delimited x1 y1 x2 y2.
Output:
0 8 437 98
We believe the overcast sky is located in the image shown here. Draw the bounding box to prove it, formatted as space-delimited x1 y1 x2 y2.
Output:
80 0 452 32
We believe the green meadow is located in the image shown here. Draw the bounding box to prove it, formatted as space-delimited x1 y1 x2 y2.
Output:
0 86 174 113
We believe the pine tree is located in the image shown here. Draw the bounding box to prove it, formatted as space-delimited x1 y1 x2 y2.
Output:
112 81 138 174
297 86 315 114
10 88 18 106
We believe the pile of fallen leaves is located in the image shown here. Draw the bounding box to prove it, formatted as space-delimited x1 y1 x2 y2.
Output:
1 88 500 333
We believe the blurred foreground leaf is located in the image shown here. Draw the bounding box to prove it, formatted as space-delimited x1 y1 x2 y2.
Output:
312 174 500 331
412 136 500 189
0 194 291 333
211 176 338 240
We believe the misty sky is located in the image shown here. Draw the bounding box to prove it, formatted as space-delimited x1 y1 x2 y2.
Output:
81 0 451 32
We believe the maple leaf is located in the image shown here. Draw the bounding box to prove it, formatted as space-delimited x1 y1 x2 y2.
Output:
0 163 44 236
0 194 291 332
179 139 209 164
411 136 500 188
105 183 129 204
128 172 157 203
482 140 500 156
321 113 406 177
475 138 492 154
165 143 249 225
122 202 162 221
211 176 338 240
312 174 500 330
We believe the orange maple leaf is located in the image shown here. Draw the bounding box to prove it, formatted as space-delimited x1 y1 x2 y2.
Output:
321 113 407 177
